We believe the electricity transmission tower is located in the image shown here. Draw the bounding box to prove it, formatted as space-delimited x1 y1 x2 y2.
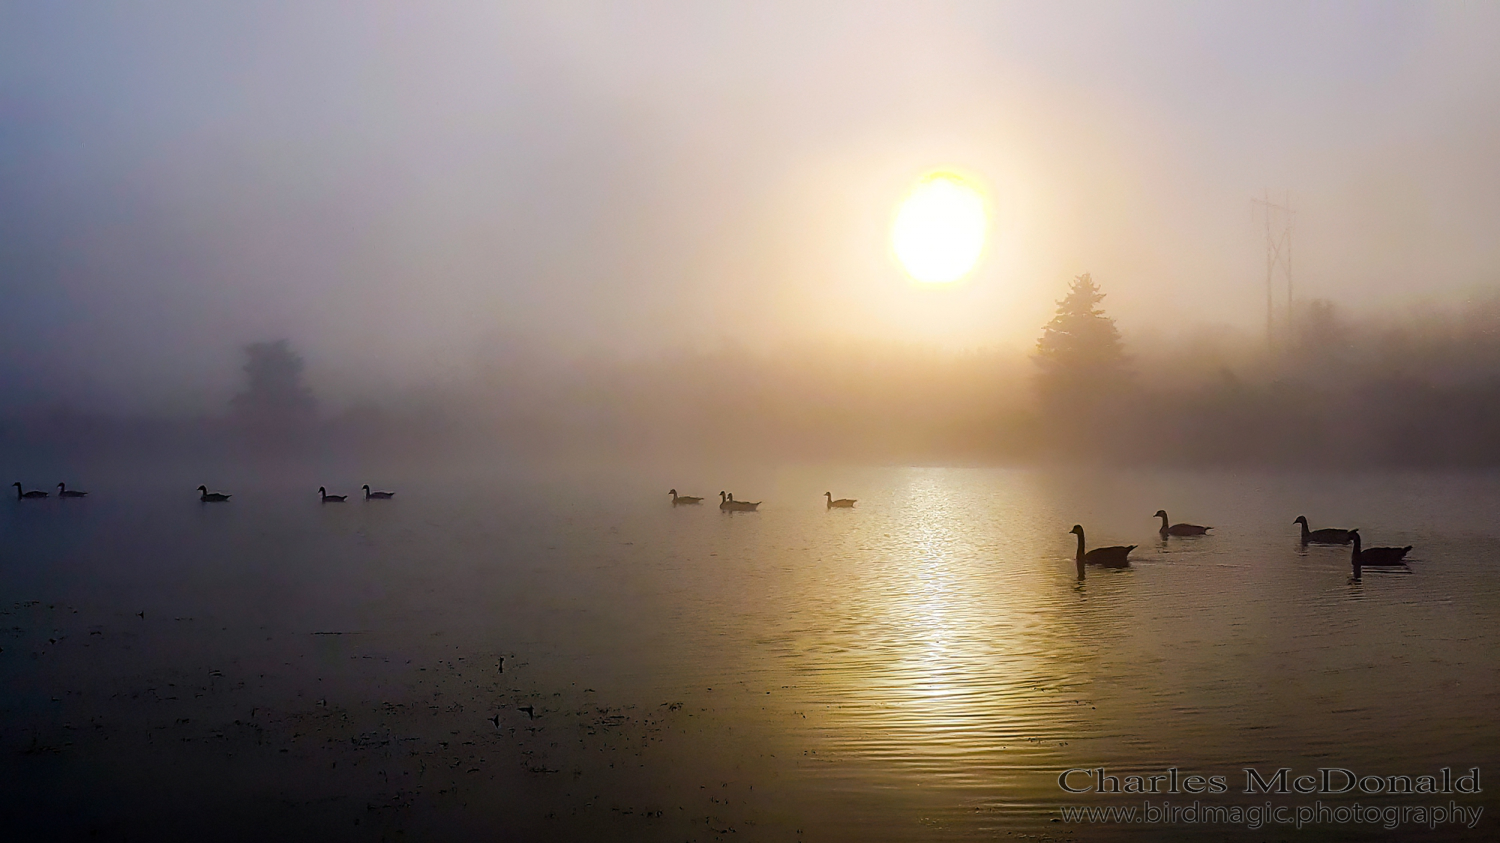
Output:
1252 191 1294 349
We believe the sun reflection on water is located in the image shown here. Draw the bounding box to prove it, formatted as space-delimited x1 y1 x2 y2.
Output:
7 464 1498 839
772 469 1095 801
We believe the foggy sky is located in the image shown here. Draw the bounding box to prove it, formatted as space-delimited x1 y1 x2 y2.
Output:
4 1 1500 415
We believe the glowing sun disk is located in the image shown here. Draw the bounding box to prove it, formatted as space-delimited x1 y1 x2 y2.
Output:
892 173 987 284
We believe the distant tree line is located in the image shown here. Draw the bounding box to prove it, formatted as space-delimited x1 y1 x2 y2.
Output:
5 294 1500 468
1027 274 1500 466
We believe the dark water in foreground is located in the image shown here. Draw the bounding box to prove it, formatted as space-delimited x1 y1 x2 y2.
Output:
2 464 1497 841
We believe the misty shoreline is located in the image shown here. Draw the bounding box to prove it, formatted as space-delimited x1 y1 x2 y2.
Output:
5 405 1500 472
8 292 1500 472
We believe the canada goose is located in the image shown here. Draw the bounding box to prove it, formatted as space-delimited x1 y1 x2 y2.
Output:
728 493 760 511
669 489 703 505
825 492 856 508
56 482 88 498
362 485 394 500
196 485 231 502
13 482 48 500
1349 529 1412 579
1154 510 1210 536
719 492 759 511
1070 525 1134 572
1293 515 1352 545
318 486 347 503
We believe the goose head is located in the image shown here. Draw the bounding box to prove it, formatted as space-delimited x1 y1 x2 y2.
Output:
319 486 327 495
669 489 678 496
1293 515 1308 526
362 485 371 492
197 485 208 493
1069 524 1084 536
1153 509 1169 519
1348 529 1363 552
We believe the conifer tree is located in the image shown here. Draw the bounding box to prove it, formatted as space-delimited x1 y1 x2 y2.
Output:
1034 273 1129 408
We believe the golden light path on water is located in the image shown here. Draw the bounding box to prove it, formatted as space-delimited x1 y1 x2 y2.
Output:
755 471 1091 800
662 465 1497 838
4 463 1498 840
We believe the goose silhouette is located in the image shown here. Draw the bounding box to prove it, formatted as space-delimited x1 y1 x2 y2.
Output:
197 485 231 502
669 489 703 505
362 485 394 500
13 482 49 499
1349 529 1412 580
1293 516 1352 545
824 492 856 508
719 492 760 511
319 487 347 502
1154 510 1210 536
1070 524 1134 577
57 482 89 498
728 493 760 511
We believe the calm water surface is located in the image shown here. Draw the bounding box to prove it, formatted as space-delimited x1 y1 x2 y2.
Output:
2 464 1497 841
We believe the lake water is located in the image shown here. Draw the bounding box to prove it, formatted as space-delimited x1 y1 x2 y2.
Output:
2 463 1497 841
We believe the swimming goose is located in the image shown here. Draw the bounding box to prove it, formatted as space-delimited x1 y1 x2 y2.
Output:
1293 515 1352 545
825 492 856 508
1070 525 1134 572
57 482 89 498
13 482 48 499
319 486 347 503
196 485 231 502
362 485 395 500
669 489 703 505
1154 510 1210 536
718 492 759 511
1349 530 1411 579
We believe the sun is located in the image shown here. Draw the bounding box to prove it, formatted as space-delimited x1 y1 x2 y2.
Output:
891 171 988 284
